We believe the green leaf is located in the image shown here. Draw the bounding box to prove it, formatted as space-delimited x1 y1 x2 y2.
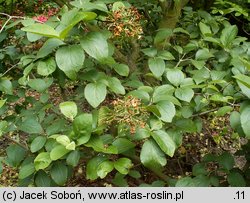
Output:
0 78 13 95
28 78 53 92
66 142 76 150
167 129 183 147
112 1 126 11
0 121 8 137
192 163 208 176
227 172 246 187
84 82 107 108
112 172 128 186
85 135 118 154
37 38 65 58
154 28 173 46
234 74 250 99
112 138 135 154
157 50 175 60
175 118 197 133
37 57 56 76
55 45 85 80
97 161 114 179
127 90 150 103
151 180 166 187
216 106 233 116
192 68 210 84
150 118 163 131
51 162 68 186
151 130 176 157
0 99 6 109
156 100 176 122
181 106 193 118
140 139 167 172
218 152 235 171
152 85 175 103
50 145 70 161
56 135 71 146
6 145 26 167
107 77 125 95
146 105 161 117
59 11 97 39
73 113 93 140
166 69 184 87
175 87 194 102
27 32 42 42
46 119 66 135
193 175 210 186
134 128 151 140
86 156 107 180
237 82 250 99
234 74 250 88
210 94 233 103
19 163 35 179
113 64 129 76
176 177 195 187
71 1 108 12
142 48 157 57
220 25 238 48
148 58 165 78
191 60 206 69
199 22 212 36
240 106 250 138
19 118 43 134
203 37 221 45
35 170 51 187
34 152 52 170
210 176 219 187
21 23 60 38
114 158 133 175
195 49 214 60
230 111 241 130
81 32 109 62
30 136 47 153
66 150 80 167
129 170 141 179
59 101 78 120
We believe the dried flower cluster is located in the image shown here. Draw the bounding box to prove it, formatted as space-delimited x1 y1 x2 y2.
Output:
106 6 143 38
33 7 59 23
103 96 149 134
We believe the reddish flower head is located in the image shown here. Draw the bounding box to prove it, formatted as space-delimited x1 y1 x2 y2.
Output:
33 15 48 23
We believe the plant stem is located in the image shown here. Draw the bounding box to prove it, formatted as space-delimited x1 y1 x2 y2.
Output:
156 0 189 49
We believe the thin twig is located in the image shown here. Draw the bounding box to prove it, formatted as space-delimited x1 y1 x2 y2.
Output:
1 63 19 77
174 54 186 68
0 12 25 33
226 102 240 107
0 17 12 33
0 12 25 19
191 108 220 117
3 134 29 150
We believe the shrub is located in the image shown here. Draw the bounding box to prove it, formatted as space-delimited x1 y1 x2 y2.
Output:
0 0 250 186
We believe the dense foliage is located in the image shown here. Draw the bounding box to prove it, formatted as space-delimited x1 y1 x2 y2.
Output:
0 0 250 187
